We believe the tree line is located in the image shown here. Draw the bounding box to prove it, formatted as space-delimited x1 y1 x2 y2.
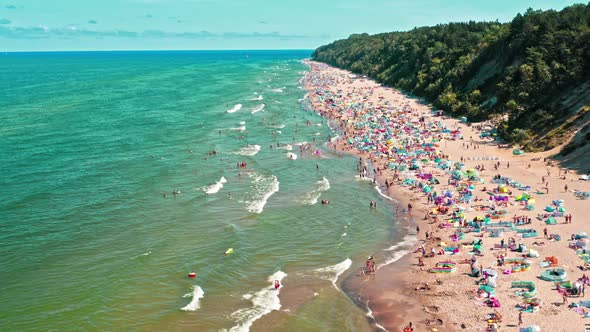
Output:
312 3 590 151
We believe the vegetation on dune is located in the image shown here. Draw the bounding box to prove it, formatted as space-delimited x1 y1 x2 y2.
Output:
312 4 590 151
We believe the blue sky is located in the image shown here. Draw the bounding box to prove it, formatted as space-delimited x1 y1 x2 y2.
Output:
0 0 583 51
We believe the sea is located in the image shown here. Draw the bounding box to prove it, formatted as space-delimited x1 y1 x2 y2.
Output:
0 50 410 331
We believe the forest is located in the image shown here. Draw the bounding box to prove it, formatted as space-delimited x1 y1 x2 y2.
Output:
312 3 590 152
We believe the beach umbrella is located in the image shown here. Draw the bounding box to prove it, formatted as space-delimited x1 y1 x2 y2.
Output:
557 207 566 212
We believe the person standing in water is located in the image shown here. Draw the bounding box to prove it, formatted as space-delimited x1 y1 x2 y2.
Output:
363 256 375 274
274 280 280 290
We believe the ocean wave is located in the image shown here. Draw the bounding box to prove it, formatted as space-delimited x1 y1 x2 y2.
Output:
277 144 292 151
269 124 285 129
251 104 265 114
314 258 351 289
299 177 331 205
226 271 287 332
130 250 152 259
354 175 372 182
377 234 417 270
374 185 396 202
286 152 298 160
181 285 205 311
229 125 246 132
239 121 246 125
235 145 261 156
366 300 389 332
270 87 285 93
293 141 307 146
251 95 263 101
203 176 227 194
226 104 243 113
244 173 279 213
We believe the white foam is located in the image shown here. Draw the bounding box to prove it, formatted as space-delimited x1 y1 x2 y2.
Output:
251 95 263 101
374 185 396 202
130 250 152 259
235 145 261 156
314 258 352 289
275 130 282 134
354 175 372 182
239 121 246 125
230 126 246 132
181 285 205 311
226 104 243 113
293 141 307 146
286 152 298 160
366 301 389 332
271 87 285 93
244 173 279 213
378 234 418 270
226 271 286 332
203 176 228 194
251 104 265 114
300 177 330 205
277 144 292 151
317 177 330 191
384 234 417 252
330 134 340 142
269 124 285 129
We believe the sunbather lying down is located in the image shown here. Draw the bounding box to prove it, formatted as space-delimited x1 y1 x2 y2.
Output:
532 241 546 246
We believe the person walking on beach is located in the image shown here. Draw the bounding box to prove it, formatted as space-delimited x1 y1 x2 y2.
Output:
518 311 523 327
407 203 413 213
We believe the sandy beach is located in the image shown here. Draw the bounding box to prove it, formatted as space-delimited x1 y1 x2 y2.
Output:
304 60 590 332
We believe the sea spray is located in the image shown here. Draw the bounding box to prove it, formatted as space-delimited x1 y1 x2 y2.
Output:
226 271 286 332
181 286 205 311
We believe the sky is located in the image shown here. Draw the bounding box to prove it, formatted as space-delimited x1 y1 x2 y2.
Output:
0 0 583 51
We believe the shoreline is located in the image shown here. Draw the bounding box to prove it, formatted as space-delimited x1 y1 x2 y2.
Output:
303 59 590 331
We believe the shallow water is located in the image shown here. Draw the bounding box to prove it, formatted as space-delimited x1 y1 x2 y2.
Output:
0 50 402 331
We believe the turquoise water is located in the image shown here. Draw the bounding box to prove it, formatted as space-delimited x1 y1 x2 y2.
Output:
0 51 400 331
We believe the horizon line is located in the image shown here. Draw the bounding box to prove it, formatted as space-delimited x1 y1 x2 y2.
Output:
1 48 315 54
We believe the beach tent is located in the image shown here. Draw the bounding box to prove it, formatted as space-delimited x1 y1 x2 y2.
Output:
545 217 557 225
